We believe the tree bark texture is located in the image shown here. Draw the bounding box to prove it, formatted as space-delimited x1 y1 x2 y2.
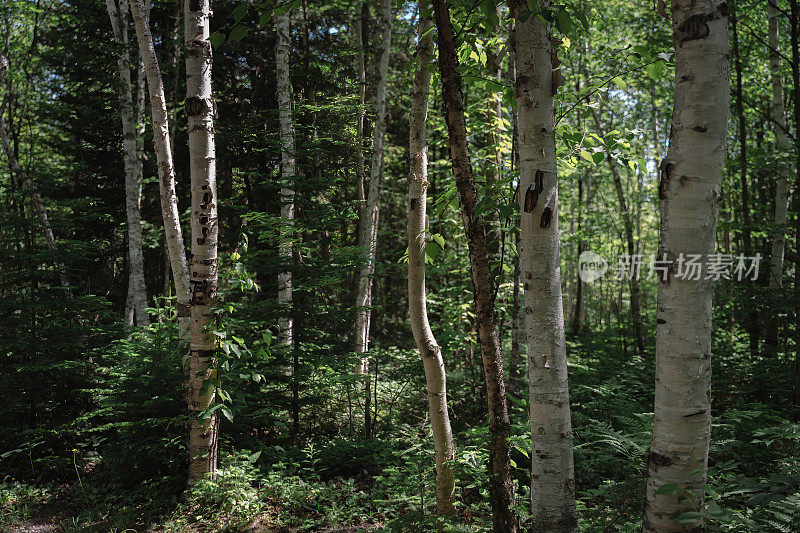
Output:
130 0 191 338
275 9 296 347
431 1 517 531
407 4 456 517
644 1 729 530
512 1 577 530
353 0 391 369
185 0 219 484
764 0 791 357
105 0 149 327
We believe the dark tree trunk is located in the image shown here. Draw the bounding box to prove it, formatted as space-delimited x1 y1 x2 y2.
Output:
789 0 800 412
731 3 759 359
431 1 517 531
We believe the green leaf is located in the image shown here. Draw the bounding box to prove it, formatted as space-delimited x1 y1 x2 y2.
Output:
229 25 247 43
580 151 594 163
209 31 225 49
221 406 234 423
655 483 678 495
433 233 445 248
232 3 248 23
555 10 572 34
591 152 605 165
673 511 703 523
611 76 627 90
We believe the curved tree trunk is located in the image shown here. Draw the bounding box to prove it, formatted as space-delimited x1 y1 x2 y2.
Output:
185 0 219 484
0 54 69 291
512 1 577 530
407 4 455 517
431 1 517 530
105 0 149 327
764 0 791 358
129 0 191 338
353 0 391 372
644 1 729 530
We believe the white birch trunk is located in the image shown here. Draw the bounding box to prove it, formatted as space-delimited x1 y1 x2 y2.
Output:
354 2 366 222
644 1 729 530
764 0 791 356
275 9 295 347
0 54 70 291
105 0 149 327
353 0 391 368
185 0 219 484
512 1 576 530
407 5 455 517
129 0 191 337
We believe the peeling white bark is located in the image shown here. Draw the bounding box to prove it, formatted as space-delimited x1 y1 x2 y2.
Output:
765 0 791 356
644 1 729 530
129 0 191 336
353 0 391 369
105 0 149 327
512 1 577 530
275 9 295 348
185 0 219 484
407 5 455 517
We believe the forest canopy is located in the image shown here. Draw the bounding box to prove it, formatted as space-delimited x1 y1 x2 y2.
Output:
1 0 800 531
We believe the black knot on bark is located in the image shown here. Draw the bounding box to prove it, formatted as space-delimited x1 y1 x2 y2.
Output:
540 207 552 229
186 96 213 117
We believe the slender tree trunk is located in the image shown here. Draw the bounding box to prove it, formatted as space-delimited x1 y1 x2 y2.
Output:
407 6 456 516
275 7 298 435
0 54 69 291
354 2 367 226
570 175 586 335
644 1 729 530
509 230 521 395
106 0 149 327
592 111 645 353
512 1 577 530
130 0 191 339
353 0 391 369
276 10 295 347
431 1 517 530
135 1 150 187
789 0 800 411
764 0 791 357
185 0 219 484
731 2 759 359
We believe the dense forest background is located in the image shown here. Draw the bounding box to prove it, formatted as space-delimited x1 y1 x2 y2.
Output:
1 0 800 531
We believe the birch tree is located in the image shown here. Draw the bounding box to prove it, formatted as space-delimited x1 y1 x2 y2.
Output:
185 0 219 483
644 0 729 529
105 0 149 327
353 0 391 373
592 110 645 354
275 8 295 348
129 0 191 338
407 3 455 517
0 53 69 291
431 0 517 530
764 0 791 358
512 0 576 530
